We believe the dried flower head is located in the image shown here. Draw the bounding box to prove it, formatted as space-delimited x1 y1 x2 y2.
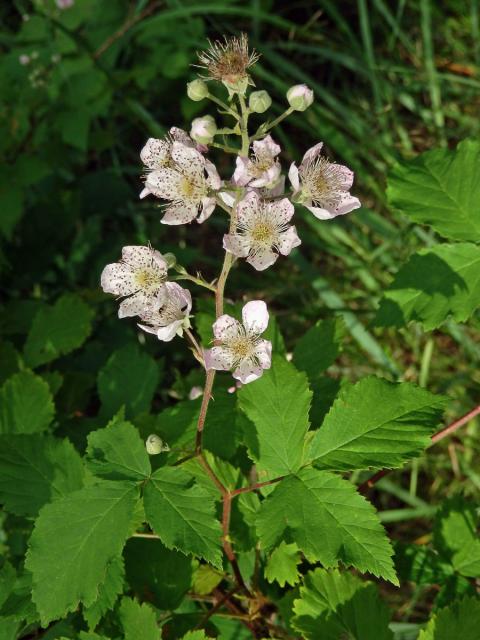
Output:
196 33 260 92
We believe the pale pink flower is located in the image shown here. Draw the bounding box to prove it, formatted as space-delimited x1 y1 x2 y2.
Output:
19 54 30 65
101 245 168 318
203 301 272 384
138 282 191 342
223 191 300 271
289 142 361 220
139 127 192 177
56 0 74 8
233 135 281 189
189 386 203 400
140 142 220 225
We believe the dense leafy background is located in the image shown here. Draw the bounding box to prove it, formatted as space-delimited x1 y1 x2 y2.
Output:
1 0 480 638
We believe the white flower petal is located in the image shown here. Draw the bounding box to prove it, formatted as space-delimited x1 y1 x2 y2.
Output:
161 202 198 225
121 246 167 271
140 138 170 170
171 141 204 175
236 190 260 226
205 159 222 190
118 291 160 319
101 263 136 296
242 300 269 335
219 190 237 207
139 187 151 199
137 322 158 336
223 233 251 258
155 320 183 342
288 162 300 192
197 197 216 224
232 157 251 187
204 346 235 371
260 175 285 198
249 162 281 188
247 248 278 271
144 168 183 200
307 205 339 220
335 194 361 216
232 358 264 384
302 142 323 165
161 282 192 316
254 339 272 369
268 197 295 225
277 226 301 255
170 127 192 145
334 164 355 190
213 314 242 341
253 135 281 158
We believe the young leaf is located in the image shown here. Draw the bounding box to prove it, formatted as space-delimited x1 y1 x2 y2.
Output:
265 541 301 587
309 377 446 471
418 596 480 640
143 466 222 568
293 317 346 380
26 480 139 625
256 468 397 584
375 243 480 330
433 496 480 578
292 568 393 640
24 294 93 368
125 538 192 611
86 416 151 481
238 356 312 476
0 371 54 434
83 555 124 630
387 138 480 242
97 344 159 419
181 632 208 640
0 435 84 516
119 597 159 640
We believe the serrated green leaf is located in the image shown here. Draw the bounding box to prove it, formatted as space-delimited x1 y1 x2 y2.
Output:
24 294 93 368
119 597 159 640
394 543 453 586
125 537 192 610
292 568 393 640
238 356 312 476
293 317 346 380
265 541 301 587
256 468 397 584
143 466 222 568
0 371 54 434
86 416 150 481
418 597 480 640
0 571 37 626
181 632 208 640
0 434 84 516
97 344 159 419
83 555 124 630
192 564 223 596
26 480 139 625
376 243 480 329
0 617 20 640
387 138 480 242
434 496 480 577
309 377 446 471
0 342 20 385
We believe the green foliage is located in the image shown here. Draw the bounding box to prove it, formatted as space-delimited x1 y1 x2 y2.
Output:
256 467 397 584
293 317 346 380
418 597 480 640
143 466 223 568
264 541 301 587
119 597 160 640
376 243 480 329
292 568 393 640
0 371 54 434
388 139 480 242
238 356 312 476
83 555 125 630
26 481 139 625
309 377 446 470
24 294 93 368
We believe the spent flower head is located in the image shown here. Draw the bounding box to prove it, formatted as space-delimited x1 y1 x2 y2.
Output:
101 245 169 318
203 301 272 384
196 33 260 94
223 191 301 271
289 142 361 220
138 282 192 342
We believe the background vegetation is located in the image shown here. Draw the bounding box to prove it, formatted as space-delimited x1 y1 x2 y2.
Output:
1 0 480 637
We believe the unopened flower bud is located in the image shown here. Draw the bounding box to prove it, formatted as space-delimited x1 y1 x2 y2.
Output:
249 90 272 114
163 252 177 269
146 434 169 455
190 115 217 144
187 79 209 101
287 84 314 111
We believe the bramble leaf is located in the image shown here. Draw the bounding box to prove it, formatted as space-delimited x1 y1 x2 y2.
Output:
26 481 139 625
375 243 480 330
265 541 301 587
24 294 93 368
293 317 346 380
387 138 480 242
86 416 151 481
292 568 393 640
83 555 125 630
143 466 222 568
0 435 84 516
0 371 54 434
119 597 159 640
418 597 480 640
238 356 312 476
256 468 397 584
309 377 446 471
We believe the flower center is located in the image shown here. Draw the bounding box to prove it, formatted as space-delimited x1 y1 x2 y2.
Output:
229 335 254 361
179 175 206 201
134 267 163 293
300 157 344 208
250 220 275 245
250 153 274 177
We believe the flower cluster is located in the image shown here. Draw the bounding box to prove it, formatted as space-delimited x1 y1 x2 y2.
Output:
101 34 361 384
